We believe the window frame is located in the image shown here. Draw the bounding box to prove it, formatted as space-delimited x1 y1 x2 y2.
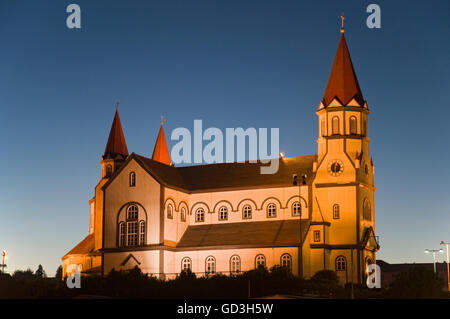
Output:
205 256 216 274
332 116 340 135
129 171 136 187
167 204 173 219
230 255 241 274
292 201 301 217
181 257 192 272
255 254 266 269
333 204 340 219
218 206 228 221
281 253 292 271
242 205 252 219
267 203 277 218
313 230 321 242
349 116 357 135
336 256 347 271
195 208 205 223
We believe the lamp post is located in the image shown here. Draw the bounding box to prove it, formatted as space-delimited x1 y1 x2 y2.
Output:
440 241 450 291
425 248 443 274
1 250 6 274
292 173 306 278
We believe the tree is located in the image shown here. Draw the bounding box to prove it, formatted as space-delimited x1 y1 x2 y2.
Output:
388 266 444 298
311 270 339 295
35 264 46 279
55 265 63 281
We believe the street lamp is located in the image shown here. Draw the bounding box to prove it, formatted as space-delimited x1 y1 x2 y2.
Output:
425 248 443 274
440 241 450 291
1 250 6 274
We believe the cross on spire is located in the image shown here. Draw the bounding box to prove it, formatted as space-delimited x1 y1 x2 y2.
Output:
340 13 345 33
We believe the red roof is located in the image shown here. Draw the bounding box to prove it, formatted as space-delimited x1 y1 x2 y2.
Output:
151 124 171 165
103 109 129 158
322 33 364 107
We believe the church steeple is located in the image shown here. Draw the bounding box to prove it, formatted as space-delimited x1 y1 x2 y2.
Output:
321 32 364 107
101 105 129 179
103 106 129 159
152 118 171 165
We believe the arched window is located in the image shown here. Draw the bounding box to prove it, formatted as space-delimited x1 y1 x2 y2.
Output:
195 208 205 223
127 205 138 220
219 206 228 221
180 207 186 222
230 255 241 274
255 254 266 269
267 203 277 218
321 119 326 137
167 204 173 219
350 116 357 135
292 202 301 217
119 222 126 247
363 199 371 221
332 116 340 135
205 256 216 274
333 204 340 219
281 254 292 271
336 256 347 271
129 172 136 187
243 205 252 219
181 257 192 272
119 204 145 247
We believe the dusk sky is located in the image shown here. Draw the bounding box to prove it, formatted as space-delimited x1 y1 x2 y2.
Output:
0 0 449 276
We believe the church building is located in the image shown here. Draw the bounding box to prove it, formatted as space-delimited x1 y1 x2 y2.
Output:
62 28 379 284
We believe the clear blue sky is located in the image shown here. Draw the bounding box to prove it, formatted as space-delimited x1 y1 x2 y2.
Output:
0 0 449 276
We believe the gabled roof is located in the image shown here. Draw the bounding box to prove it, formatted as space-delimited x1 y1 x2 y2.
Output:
63 233 97 259
132 153 316 193
103 108 129 159
177 220 310 248
322 33 364 107
151 124 171 165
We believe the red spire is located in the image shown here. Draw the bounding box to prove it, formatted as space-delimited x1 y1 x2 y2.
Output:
152 119 171 165
103 107 129 158
322 33 364 107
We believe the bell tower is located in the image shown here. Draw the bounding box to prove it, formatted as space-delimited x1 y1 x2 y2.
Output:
311 22 377 284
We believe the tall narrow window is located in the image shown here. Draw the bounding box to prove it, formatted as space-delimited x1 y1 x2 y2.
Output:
314 230 321 242
281 254 292 271
321 119 326 137
332 116 340 135
243 205 252 219
255 254 266 268
350 116 357 135
292 202 301 217
267 203 277 218
363 119 367 136
336 256 347 271
119 222 126 247
127 221 138 246
139 221 145 245
219 206 228 221
230 255 241 274
333 204 340 219
167 204 173 219
129 172 136 187
195 208 205 223
205 256 216 274
181 257 192 272
180 207 186 222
